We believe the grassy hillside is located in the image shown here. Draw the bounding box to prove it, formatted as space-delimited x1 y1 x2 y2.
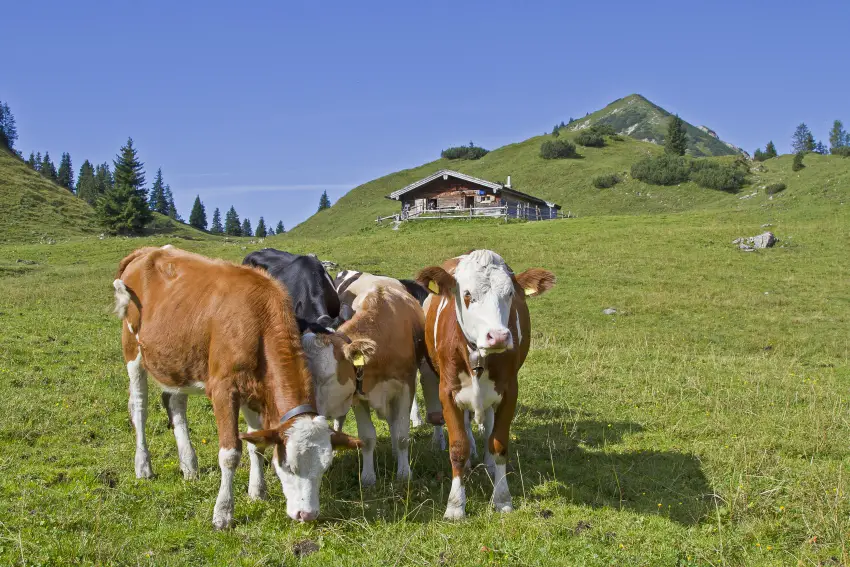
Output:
0 148 213 243
1 197 848 565
290 129 849 239
569 94 743 157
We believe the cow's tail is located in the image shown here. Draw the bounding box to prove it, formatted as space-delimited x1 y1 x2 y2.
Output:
113 279 132 318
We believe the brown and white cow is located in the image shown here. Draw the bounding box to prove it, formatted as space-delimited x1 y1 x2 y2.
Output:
416 250 554 519
299 285 425 485
112 246 360 529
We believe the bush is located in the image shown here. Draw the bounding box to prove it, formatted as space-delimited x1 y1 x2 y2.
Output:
690 160 746 192
610 134 624 142
441 143 489 160
831 146 850 157
765 183 786 195
630 154 690 185
589 123 616 136
753 149 768 162
792 152 805 171
575 130 605 147
540 139 578 159
592 173 622 189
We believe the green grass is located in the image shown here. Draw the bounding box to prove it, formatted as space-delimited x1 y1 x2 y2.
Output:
1 176 849 564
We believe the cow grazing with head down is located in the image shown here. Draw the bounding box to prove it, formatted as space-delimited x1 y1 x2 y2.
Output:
243 248 342 333
299 285 425 485
334 270 445 446
113 246 360 529
416 250 555 519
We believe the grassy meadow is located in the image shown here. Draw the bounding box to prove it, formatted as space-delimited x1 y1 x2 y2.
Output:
1 182 848 565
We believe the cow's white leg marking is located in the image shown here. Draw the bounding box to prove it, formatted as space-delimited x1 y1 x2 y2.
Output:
242 405 266 500
444 475 467 520
213 447 241 529
483 406 495 478
333 413 347 432
127 351 152 479
167 393 198 480
353 403 377 486
390 384 411 481
491 454 513 513
463 410 477 461
409 374 423 428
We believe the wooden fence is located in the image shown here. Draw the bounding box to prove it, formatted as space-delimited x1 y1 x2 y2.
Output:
376 204 571 224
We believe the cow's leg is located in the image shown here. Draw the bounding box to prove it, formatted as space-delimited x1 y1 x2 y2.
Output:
441 389 469 520
211 388 242 530
483 406 495 479
409 389 423 428
464 411 477 461
353 402 377 486
163 392 199 480
488 388 517 514
390 384 412 481
333 413 347 432
420 361 445 450
241 404 266 501
127 351 152 479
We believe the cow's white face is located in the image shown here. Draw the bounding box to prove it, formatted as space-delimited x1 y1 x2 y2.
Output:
272 415 334 522
453 250 515 352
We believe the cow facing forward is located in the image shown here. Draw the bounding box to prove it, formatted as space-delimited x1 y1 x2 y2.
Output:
417 250 554 519
113 246 360 528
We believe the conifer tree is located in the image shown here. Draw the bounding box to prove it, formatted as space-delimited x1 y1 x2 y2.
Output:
829 120 849 151
163 184 182 221
149 168 168 214
34 152 42 172
27 152 37 169
791 123 815 153
94 162 113 197
41 151 58 181
76 160 98 205
57 152 74 192
189 195 207 230
318 190 331 211
665 114 688 156
765 141 777 158
267 225 274 236
97 137 152 234
255 217 267 238
275 220 285 234
241 218 253 237
224 206 241 236
210 208 223 234
0 102 18 150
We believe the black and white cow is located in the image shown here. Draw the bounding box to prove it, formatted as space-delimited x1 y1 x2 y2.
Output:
243 249 341 334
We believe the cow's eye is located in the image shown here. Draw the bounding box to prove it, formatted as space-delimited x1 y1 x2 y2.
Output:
463 291 474 307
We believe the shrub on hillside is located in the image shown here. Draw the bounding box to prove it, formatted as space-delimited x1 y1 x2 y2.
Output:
441 142 489 160
589 123 616 136
792 151 805 171
831 146 850 157
610 134 624 142
765 182 786 195
592 173 622 188
689 160 746 192
630 154 690 185
575 130 605 147
540 139 578 159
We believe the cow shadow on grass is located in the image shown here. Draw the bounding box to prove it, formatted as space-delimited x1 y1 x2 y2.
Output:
321 404 713 526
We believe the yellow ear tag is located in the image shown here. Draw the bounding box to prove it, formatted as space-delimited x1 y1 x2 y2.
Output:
352 353 366 367
524 288 535 296
428 281 440 294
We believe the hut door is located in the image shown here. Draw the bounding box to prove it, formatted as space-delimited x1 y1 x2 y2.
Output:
464 195 475 209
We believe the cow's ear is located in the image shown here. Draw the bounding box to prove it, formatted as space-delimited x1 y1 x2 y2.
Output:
343 338 377 367
515 268 556 297
240 427 283 450
416 266 456 296
330 430 363 450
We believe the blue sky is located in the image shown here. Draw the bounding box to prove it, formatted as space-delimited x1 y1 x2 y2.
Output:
3 1 848 230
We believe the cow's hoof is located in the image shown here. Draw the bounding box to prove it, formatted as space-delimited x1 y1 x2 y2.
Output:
395 467 410 482
361 471 377 487
248 485 267 501
180 464 199 481
212 510 233 530
493 501 513 513
443 506 466 520
135 457 153 479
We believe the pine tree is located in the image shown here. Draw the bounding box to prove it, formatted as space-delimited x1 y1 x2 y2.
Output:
665 114 688 156
210 208 223 234
97 137 152 234
0 102 18 150
255 217 267 238
792 151 805 171
275 220 285 234
34 152 42 172
551 124 560 137
765 141 777 158
76 160 98 205
94 162 114 197
318 190 331 211
829 120 849 151
791 123 815 153
26 152 36 169
814 141 829 155
266 225 274 236
41 151 58 181
57 152 74 192
189 195 207 230
241 218 253 237
149 168 168 214
164 184 182 221
224 206 241 236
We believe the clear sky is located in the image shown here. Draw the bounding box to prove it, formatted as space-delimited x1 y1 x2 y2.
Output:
3 1 848 230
